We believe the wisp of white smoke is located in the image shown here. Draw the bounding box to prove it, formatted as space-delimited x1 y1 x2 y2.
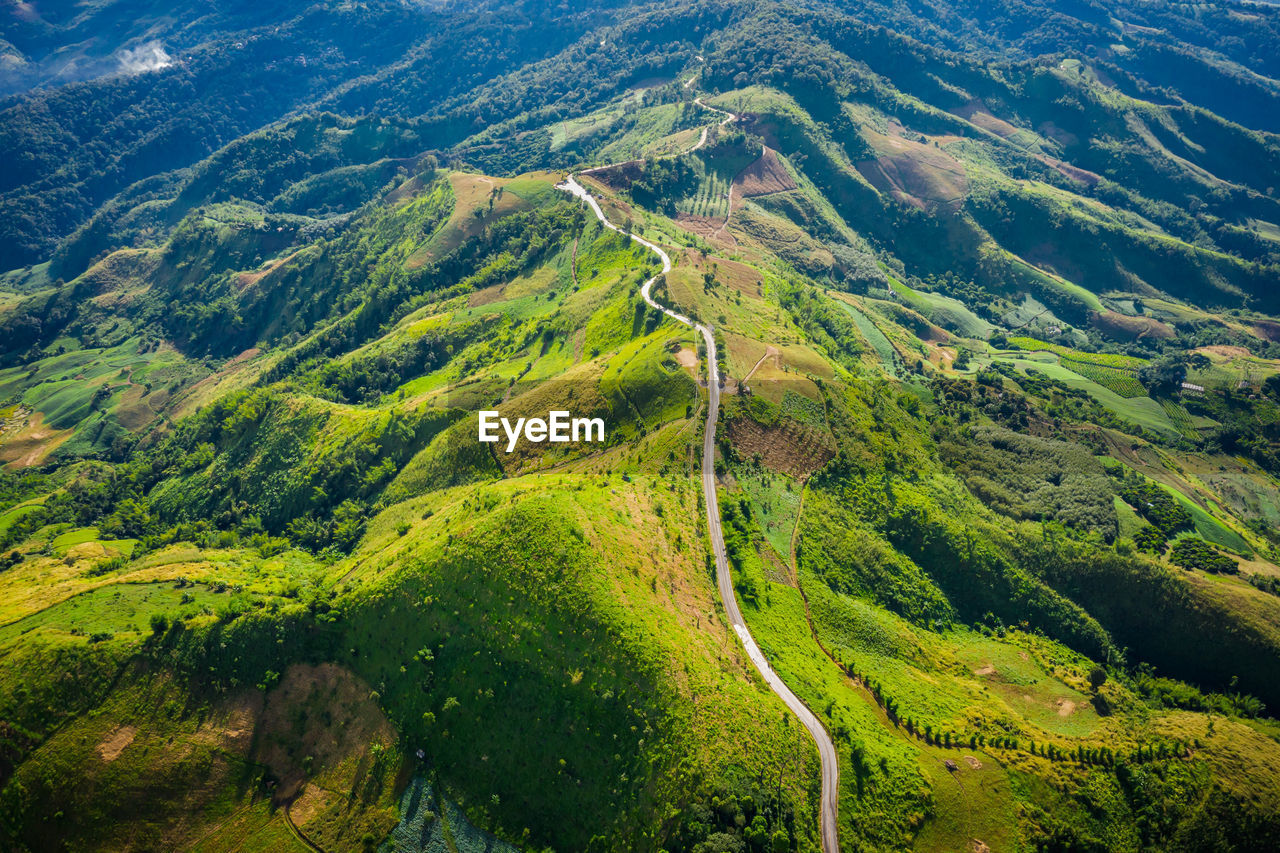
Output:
116 41 172 75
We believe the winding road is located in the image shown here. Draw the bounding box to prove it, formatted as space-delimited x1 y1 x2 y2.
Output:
555 94 840 853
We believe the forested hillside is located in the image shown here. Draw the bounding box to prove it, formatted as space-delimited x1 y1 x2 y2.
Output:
1 0 1279 850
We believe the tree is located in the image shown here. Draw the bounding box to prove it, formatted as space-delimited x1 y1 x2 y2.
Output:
1139 354 1187 395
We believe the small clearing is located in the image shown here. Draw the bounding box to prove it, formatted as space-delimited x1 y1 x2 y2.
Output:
952 100 1022 139
1198 345 1252 359
97 725 137 761
0 411 74 468
743 345 781 383
726 417 834 478
236 248 303 290
734 147 797 197
1092 310 1175 341
1252 320 1280 342
856 120 968 212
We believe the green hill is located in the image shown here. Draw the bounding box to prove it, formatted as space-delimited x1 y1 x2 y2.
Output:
2 0 1280 850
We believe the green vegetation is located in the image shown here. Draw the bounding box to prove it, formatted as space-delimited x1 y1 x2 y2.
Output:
1170 537 1238 574
1 0 1279 849
938 424 1117 539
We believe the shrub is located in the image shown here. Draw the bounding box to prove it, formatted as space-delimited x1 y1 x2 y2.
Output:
1120 481 1192 537
1170 537 1237 574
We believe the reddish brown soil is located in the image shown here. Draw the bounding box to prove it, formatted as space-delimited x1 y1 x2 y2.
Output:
855 123 967 213
1252 320 1280 342
1037 155 1102 187
953 100 1021 138
726 417 834 478
676 213 736 247
253 663 395 801
735 148 797 197
677 250 762 298
236 249 304 290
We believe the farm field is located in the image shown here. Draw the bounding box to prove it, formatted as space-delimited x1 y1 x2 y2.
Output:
992 354 1180 435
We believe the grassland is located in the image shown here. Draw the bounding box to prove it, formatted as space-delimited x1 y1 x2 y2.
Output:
993 353 1179 435
832 297 899 375
891 282 994 339
733 464 802 561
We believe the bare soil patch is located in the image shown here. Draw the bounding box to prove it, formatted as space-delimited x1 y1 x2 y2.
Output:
468 282 506 307
253 662 395 801
236 249 303 291
1252 320 1280 342
953 100 1021 139
1037 154 1101 187
678 251 762 299
1092 310 1175 341
726 417 834 478
97 725 137 761
1199 345 1252 359
964 755 983 770
408 173 529 268
973 664 996 676
856 121 968 212
734 148 797 197
0 411 74 468
580 160 644 191
1038 120 1079 147
115 385 159 431
676 212 729 238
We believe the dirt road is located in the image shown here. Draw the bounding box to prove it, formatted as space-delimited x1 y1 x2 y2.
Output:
689 96 736 152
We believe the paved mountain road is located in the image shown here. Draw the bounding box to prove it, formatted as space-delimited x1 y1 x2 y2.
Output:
556 100 840 851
